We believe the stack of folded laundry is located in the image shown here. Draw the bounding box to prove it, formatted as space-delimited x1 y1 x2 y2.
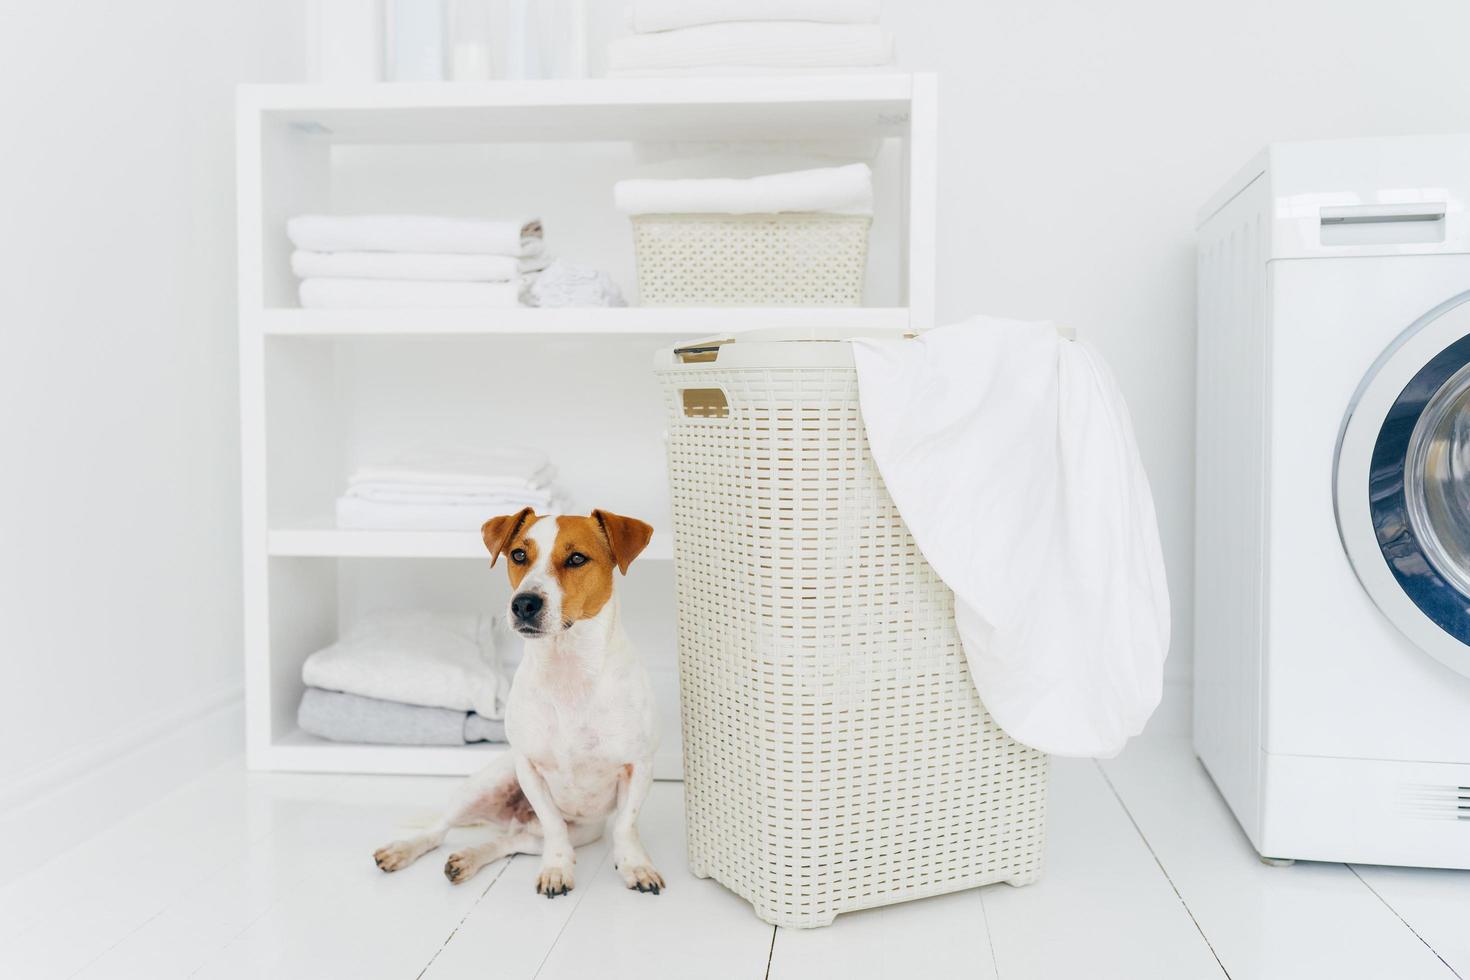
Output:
299 611 512 746
287 214 547 309
336 446 569 532
607 0 893 77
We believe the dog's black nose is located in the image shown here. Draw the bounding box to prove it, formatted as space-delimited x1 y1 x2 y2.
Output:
511 592 544 622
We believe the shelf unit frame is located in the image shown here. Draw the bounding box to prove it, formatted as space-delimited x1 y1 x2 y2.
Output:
237 75 938 775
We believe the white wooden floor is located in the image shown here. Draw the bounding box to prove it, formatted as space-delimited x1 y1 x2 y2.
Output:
4 737 1467 980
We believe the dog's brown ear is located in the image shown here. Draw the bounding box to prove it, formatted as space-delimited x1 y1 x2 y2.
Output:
481 507 535 566
592 509 654 575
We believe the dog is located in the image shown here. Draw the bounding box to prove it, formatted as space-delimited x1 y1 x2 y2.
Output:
372 507 664 897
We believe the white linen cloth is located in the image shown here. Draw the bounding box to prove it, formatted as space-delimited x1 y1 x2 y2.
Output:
299 278 524 309
335 495 566 531
302 611 507 719
349 446 555 489
606 22 893 74
628 0 879 34
527 259 626 307
336 447 567 530
609 65 896 78
614 163 872 216
291 250 548 282
851 317 1170 758
286 214 544 256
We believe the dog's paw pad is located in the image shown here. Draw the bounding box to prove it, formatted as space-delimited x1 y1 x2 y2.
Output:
373 842 417 873
620 864 665 895
536 865 574 898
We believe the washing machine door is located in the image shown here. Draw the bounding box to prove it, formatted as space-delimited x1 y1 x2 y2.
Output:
1336 290 1470 678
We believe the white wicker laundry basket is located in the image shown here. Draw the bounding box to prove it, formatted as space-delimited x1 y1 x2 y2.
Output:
631 213 869 306
655 330 1048 929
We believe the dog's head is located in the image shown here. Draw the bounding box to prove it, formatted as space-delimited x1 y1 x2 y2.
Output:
481 508 654 638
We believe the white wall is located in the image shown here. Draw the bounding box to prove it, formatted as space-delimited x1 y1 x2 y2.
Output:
0 1 300 867
4 0 1468 840
885 0 1470 728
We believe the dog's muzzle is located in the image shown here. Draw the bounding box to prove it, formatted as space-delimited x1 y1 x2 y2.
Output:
510 591 546 633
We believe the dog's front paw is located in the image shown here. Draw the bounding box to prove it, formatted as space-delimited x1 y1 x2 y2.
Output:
373 840 419 873
535 862 574 898
444 850 483 885
618 862 665 895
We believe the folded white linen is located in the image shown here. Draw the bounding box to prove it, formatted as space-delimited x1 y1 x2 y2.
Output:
628 0 879 33
851 317 1171 758
606 22 893 73
299 278 525 309
349 446 554 489
302 611 507 719
614 163 872 216
608 65 897 77
526 259 626 308
291 250 549 282
346 483 551 504
286 214 544 256
336 494 568 531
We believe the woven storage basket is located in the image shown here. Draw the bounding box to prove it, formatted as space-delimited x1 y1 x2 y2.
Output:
631 213 870 306
656 330 1048 929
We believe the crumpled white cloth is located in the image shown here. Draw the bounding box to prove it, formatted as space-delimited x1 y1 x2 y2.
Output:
851 316 1170 758
526 259 626 308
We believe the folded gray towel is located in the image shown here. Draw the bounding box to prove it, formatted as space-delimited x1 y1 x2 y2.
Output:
298 687 507 746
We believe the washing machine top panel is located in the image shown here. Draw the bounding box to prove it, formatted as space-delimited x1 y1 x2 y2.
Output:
1199 135 1470 261
1337 290 1470 678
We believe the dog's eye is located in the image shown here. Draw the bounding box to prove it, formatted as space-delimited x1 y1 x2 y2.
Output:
510 548 527 564
565 552 588 568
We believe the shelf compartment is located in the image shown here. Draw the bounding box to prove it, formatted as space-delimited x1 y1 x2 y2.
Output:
256 306 911 337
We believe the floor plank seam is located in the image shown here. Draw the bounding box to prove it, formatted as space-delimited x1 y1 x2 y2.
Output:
1346 865 1463 979
978 884 1001 978
528 845 615 980
417 853 516 979
1093 760 1233 979
763 925 777 979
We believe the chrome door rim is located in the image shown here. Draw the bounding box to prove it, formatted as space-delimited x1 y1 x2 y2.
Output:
1334 290 1470 680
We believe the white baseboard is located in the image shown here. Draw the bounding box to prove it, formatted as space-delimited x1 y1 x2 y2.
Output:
0 684 243 883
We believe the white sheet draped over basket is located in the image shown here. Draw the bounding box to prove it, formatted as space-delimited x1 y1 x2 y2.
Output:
851 316 1170 758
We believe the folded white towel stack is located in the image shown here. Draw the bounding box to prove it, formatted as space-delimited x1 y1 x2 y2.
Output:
335 446 570 532
609 2 893 77
286 214 548 310
301 611 509 720
614 163 874 216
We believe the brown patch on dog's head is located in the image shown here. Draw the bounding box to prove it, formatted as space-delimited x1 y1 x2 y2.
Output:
488 508 654 635
482 507 536 583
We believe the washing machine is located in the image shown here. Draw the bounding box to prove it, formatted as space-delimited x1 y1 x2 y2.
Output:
1195 135 1470 868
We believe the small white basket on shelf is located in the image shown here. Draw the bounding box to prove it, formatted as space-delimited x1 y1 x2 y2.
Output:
655 329 1048 929
631 212 870 306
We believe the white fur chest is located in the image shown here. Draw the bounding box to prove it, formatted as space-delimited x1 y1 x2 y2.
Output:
503 609 657 821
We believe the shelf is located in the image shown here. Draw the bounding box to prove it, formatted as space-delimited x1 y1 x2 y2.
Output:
255 306 910 337
259 729 507 776
268 526 675 561
239 76 917 145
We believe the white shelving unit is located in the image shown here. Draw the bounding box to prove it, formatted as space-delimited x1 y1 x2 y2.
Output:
237 75 937 777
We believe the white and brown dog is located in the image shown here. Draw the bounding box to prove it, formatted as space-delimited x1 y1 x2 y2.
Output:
373 507 664 897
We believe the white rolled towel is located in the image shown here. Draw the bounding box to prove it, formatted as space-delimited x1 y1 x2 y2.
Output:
607 22 893 74
299 278 525 309
286 214 544 256
628 0 880 33
291 250 548 282
614 163 873 216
